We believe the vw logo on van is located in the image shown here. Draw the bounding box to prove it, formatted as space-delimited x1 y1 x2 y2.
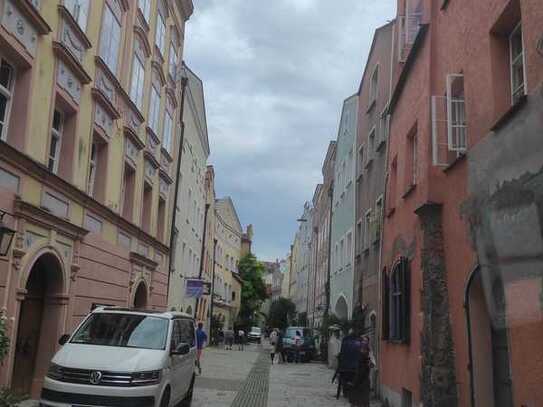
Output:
90 371 103 385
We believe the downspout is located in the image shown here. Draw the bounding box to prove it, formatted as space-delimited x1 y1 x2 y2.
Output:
194 203 211 319
324 184 334 323
166 71 189 304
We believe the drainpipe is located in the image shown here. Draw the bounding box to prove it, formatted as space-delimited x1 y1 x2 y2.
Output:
209 238 218 342
194 203 211 319
166 68 189 301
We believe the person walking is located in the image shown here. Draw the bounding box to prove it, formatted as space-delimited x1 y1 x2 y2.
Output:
269 329 278 364
224 329 234 350
195 322 208 375
277 330 286 363
348 336 374 407
238 328 245 351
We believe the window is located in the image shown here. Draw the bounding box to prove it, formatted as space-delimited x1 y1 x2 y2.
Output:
169 43 178 80
346 232 352 265
369 65 379 105
155 13 166 55
157 197 166 242
148 84 161 135
122 164 136 220
509 23 525 105
387 257 410 343
357 145 364 177
232 291 236 301
356 220 362 254
364 210 372 250
163 110 173 154
65 0 89 31
374 196 383 242
88 141 97 196
405 130 417 190
0 59 15 141
138 0 151 22
99 4 121 74
378 111 390 148
48 110 63 174
339 239 344 269
142 183 152 233
367 127 376 165
446 74 467 153
130 54 145 110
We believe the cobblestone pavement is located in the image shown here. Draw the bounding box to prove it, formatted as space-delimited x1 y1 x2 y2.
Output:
194 343 382 407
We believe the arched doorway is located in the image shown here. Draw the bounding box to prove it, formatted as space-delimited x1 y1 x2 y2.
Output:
133 282 148 309
12 252 64 396
466 269 513 407
335 296 348 320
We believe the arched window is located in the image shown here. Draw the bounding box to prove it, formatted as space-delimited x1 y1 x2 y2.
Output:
384 257 410 343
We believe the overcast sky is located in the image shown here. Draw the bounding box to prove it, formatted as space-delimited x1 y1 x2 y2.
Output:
184 1 396 262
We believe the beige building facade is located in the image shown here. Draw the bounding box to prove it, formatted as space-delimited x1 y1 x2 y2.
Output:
213 197 242 330
0 0 193 396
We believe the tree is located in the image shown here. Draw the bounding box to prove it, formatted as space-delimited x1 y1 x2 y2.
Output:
267 297 297 330
297 312 308 327
237 254 269 328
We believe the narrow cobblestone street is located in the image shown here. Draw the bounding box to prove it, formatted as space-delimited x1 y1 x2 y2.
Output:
194 343 381 407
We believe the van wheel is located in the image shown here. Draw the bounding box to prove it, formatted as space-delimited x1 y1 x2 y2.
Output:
181 374 195 406
160 388 171 407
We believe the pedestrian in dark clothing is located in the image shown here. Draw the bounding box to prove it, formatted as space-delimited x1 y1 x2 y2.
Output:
335 330 362 400
348 336 374 407
294 330 303 363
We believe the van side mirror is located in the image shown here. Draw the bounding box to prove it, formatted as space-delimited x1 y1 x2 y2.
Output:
172 343 190 355
58 334 70 346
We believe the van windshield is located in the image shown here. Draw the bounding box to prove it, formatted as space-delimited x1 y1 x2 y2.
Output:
71 313 169 350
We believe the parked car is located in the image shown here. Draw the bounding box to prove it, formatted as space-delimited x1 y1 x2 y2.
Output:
282 327 316 362
247 326 262 343
40 307 196 407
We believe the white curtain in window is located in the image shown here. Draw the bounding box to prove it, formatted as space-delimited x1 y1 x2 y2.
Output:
155 13 166 54
99 5 121 74
130 54 145 110
163 111 173 153
138 0 151 22
148 85 161 134
65 0 89 31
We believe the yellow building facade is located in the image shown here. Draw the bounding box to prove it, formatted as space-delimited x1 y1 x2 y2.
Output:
213 197 243 330
0 0 192 396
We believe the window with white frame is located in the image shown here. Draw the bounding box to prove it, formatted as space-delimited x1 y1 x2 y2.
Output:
509 23 525 105
0 58 15 142
169 43 178 80
446 74 466 153
87 141 97 196
148 84 161 134
378 110 390 147
369 65 379 105
130 53 145 110
155 12 166 55
138 0 151 23
65 0 90 31
364 210 372 250
99 3 121 74
48 110 64 174
163 110 173 154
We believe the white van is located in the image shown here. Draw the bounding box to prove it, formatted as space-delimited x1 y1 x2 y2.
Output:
39 307 196 407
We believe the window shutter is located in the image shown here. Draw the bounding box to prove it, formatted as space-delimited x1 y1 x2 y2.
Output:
400 257 411 344
382 269 390 340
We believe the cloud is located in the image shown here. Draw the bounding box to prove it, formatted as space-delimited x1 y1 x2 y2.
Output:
184 0 396 261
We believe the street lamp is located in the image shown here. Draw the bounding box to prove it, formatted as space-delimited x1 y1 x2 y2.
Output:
0 210 15 257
